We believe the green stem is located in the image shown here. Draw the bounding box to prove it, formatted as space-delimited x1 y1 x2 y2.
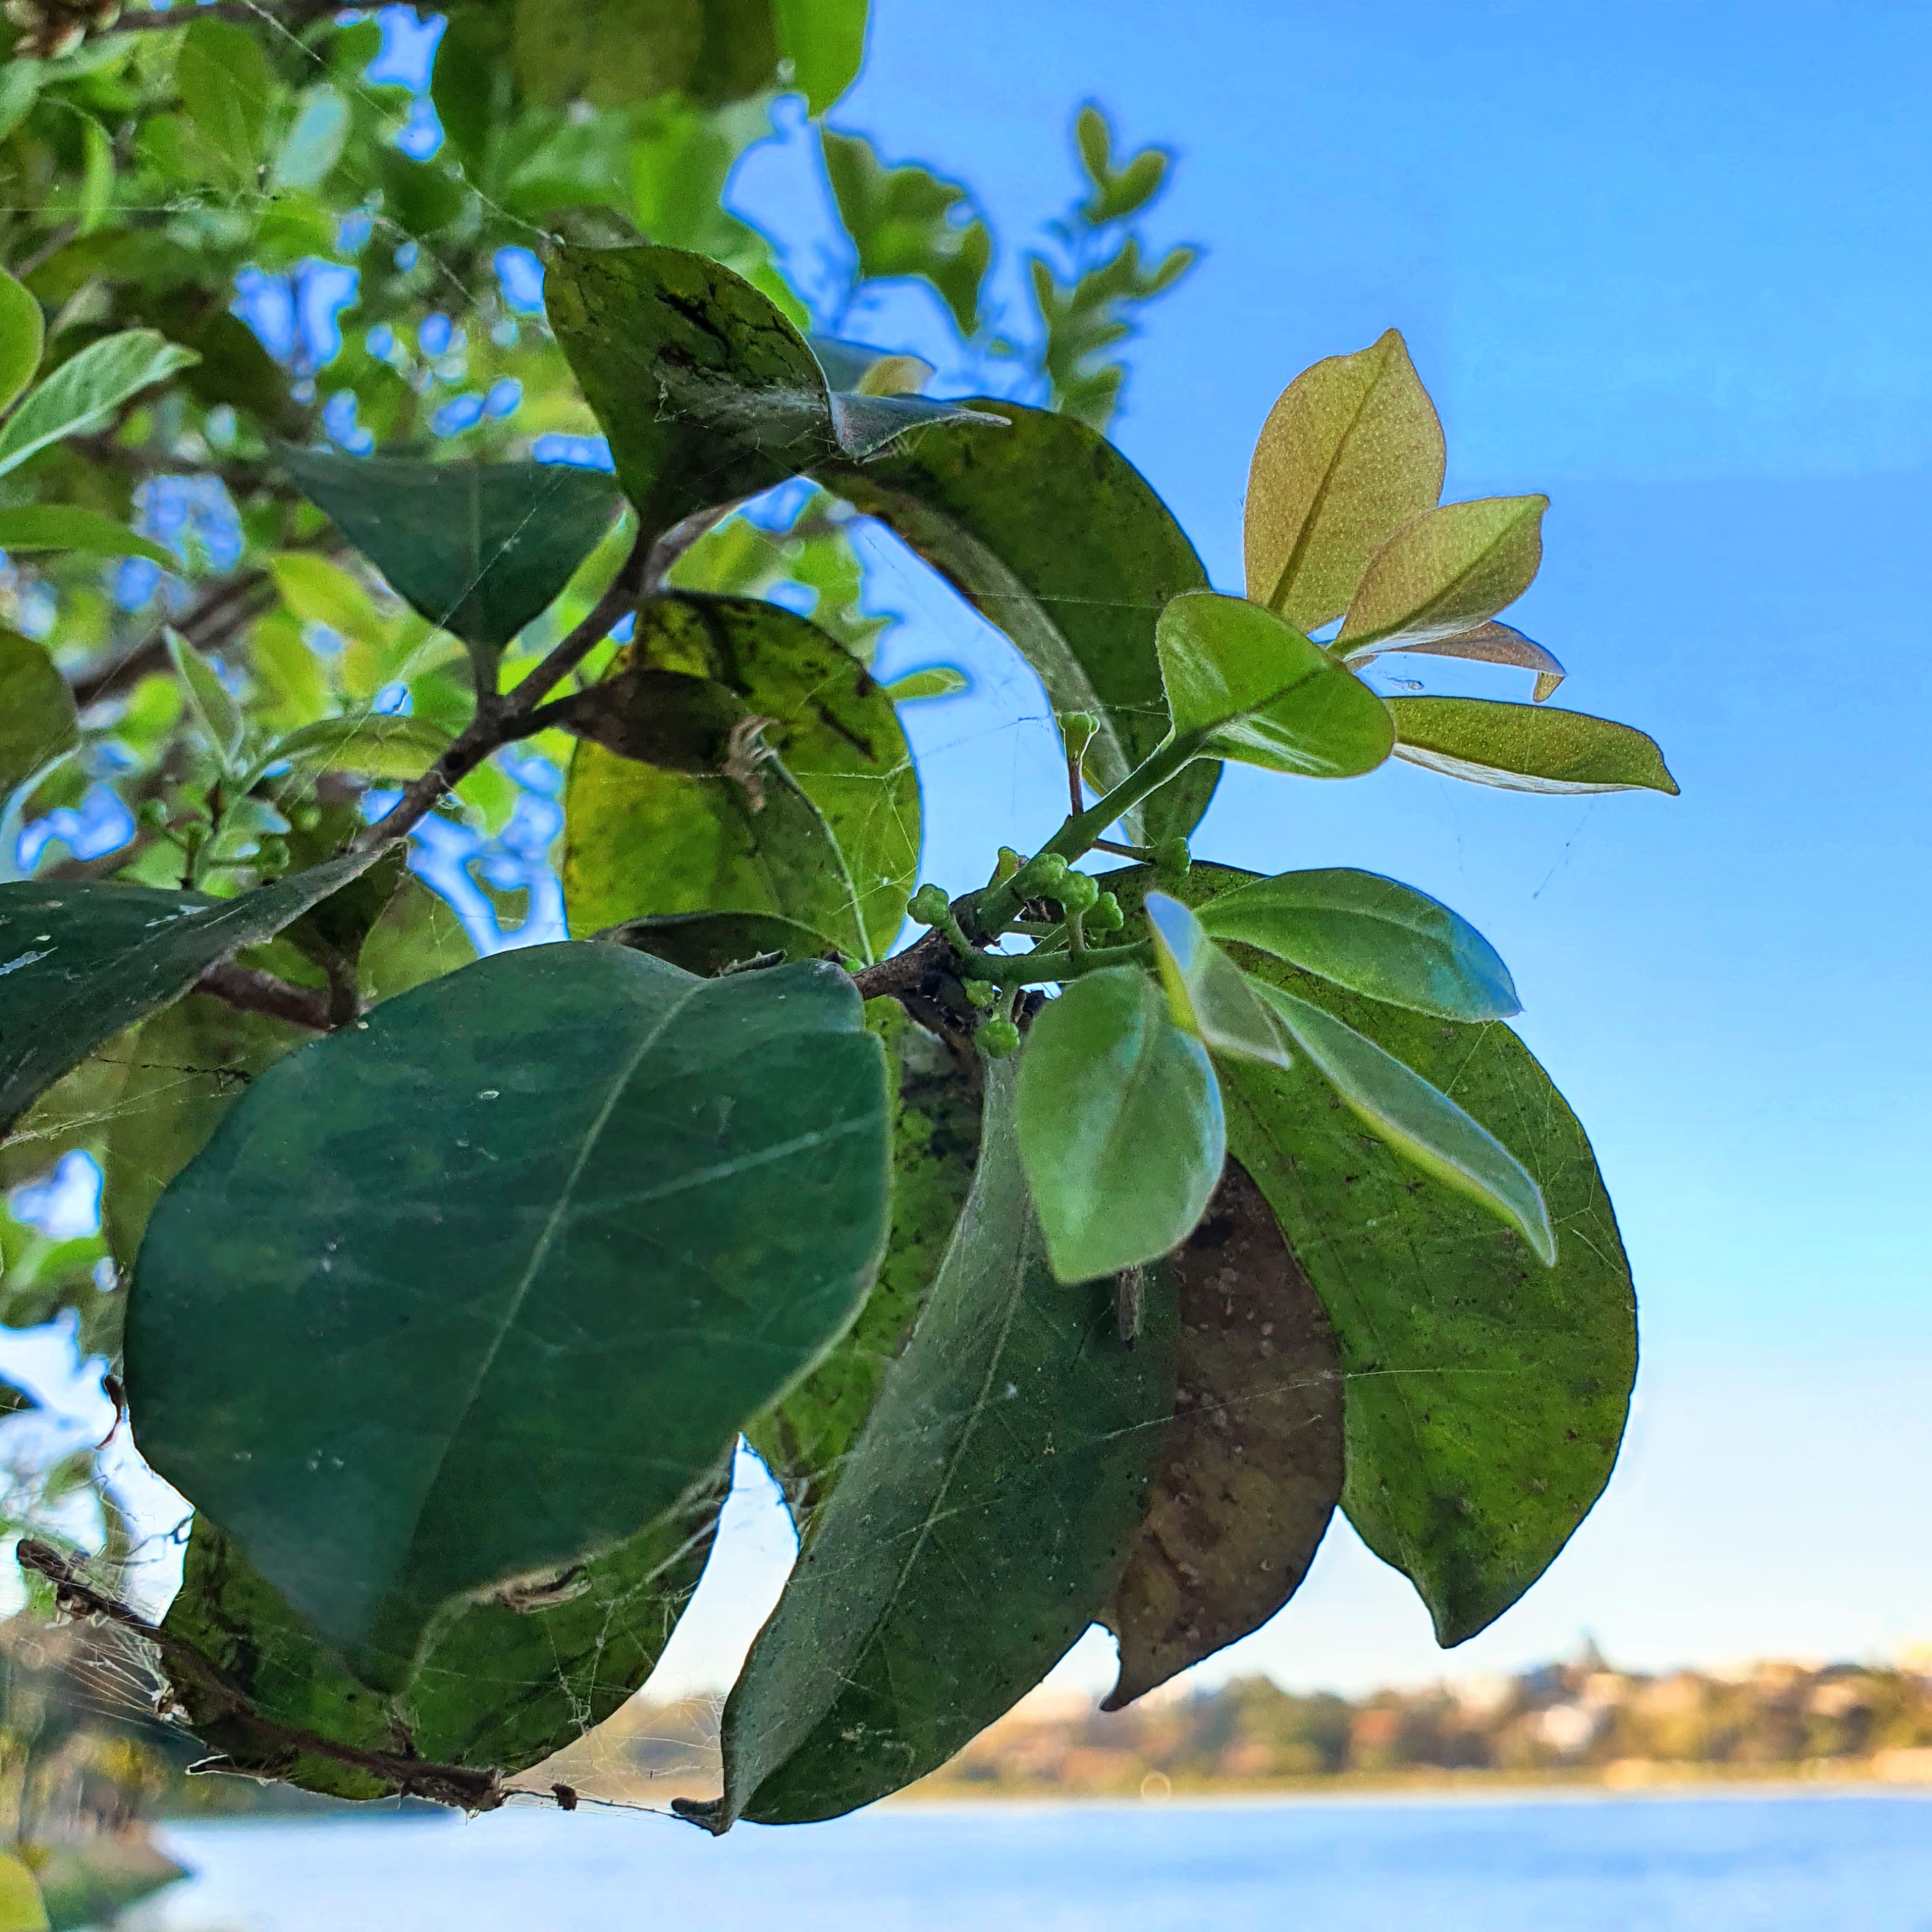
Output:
964 939 1153 988
976 735 1200 933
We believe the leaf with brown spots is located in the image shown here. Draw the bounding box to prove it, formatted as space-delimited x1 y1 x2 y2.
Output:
1101 1158 1343 1709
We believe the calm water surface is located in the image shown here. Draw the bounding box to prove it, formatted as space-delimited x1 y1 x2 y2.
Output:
154 1792 1932 1931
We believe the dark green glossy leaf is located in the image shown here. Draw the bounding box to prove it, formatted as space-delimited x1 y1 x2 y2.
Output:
546 244 997 539
1245 330 1444 632
534 666 749 773
0 507 174 566
598 908 839 973
1156 590 1394 778
1144 889 1289 1067
562 595 918 959
160 1459 726 1797
1388 697 1680 795
1101 1158 1342 1708
0 630 77 800
1250 979 1554 1264
685 1057 1173 1829
1135 864 1636 1646
827 398 1218 843
774 0 868 116
1196 866 1520 1021
277 452 623 664
1015 965 1223 1282
820 129 990 335
1338 496 1547 651
749 1000 981 1532
0 855 381 1136
127 944 890 1689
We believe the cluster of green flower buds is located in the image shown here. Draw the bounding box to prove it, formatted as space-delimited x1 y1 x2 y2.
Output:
907 882 954 929
1153 836 1192 883
977 1016 1021 1057
1084 889 1124 932
4 0 120 58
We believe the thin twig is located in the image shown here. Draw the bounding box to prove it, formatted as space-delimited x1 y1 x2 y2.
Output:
71 571 273 709
12 222 75 281
355 529 651 852
194 961 333 1032
15 1539 505 1813
849 926 950 1001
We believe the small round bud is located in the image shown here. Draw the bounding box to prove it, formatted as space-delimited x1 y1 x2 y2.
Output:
993 847 1024 886
1058 711 1099 760
908 884 951 928
962 977 999 1009
135 798 171 831
1015 851 1069 894
1153 836 1192 881
254 836 289 873
978 1017 1021 1057
1055 869 1100 915
1085 890 1124 932
291 804 322 832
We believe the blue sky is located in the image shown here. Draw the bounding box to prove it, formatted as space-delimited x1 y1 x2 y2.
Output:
651 0 1932 1700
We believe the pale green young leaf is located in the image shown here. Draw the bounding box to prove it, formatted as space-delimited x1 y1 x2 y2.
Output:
881 664 968 702
1388 696 1680 794
1245 330 1445 632
267 551 388 643
270 85 350 192
808 335 931 395
1156 589 1394 778
1015 965 1224 1282
0 631 78 801
165 629 244 770
0 1851 47 1932
1197 867 1519 1020
0 63 41 146
126 946 891 1688
261 712 454 785
1337 495 1547 651
774 0 868 115
1249 979 1554 1264
1342 616 1565 702
0 266 44 418
177 18 276 187
0 505 175 567
1144 889 1290 1067
0 331 199 480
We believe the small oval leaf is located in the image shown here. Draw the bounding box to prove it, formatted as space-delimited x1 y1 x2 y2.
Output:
1338 496 1547 651
1388 696 1679 794
1145 889 1291 1066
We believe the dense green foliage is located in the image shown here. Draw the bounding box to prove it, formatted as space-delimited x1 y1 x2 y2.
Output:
0 0 1675 1861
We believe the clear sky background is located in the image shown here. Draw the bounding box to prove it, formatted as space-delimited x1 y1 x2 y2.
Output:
648 0 1932 1702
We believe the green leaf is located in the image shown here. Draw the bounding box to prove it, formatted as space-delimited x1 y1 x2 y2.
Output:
1127 862 1636 1645
820 129 990 335
598 908 839 972
0 853 382 1135
0 62 41 148
827 397 1219 843
176 17 276 188
748 999 981 1532
1195 867 1520 1021
513 0 723 111
0 331 198 482
1014 965 1223 1282
0 630 78 801
774 0 868 115
1341 617 1566 703
165 628 244 770
1337 495 1547 651
164 1460 728 1793
1245 330 1444 633
0 505 174 566
1101 1158 1342 1708
881 664 968 702
1144 889 1290 1067
0 266 44 418
684 1055 1174 1830
1074 103 1171 226
1387 697 1680 795
1250 979 1554 1264
1155 590 1395 778
617 595 916 957
266 549 388 643
546 243 998 539
263 712 455 784
0 1852 47 1932
126 945 891 1687
270 84 350 193
103 993 305 1270
277 451 623 665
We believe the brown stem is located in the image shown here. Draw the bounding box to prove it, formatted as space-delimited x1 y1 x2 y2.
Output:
15 1539 505 1813
72 571 274 709
356 529 651 852
194 961 333 1032
849 926 950 1000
